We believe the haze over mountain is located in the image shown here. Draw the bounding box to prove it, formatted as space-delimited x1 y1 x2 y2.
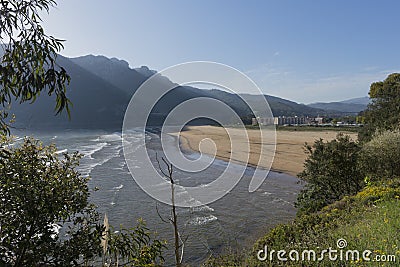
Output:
11 55 129 130
307 97 370 114
239 93 327 117
339 96 370 105
10 55 368 130
70 55 148 94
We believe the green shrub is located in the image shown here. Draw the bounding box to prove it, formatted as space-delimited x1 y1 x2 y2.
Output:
296 134 364 215
355 185 400 204
359 129 400 180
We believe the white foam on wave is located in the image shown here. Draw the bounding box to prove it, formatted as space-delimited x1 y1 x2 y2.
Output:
112 160 129 172
8 136 23 147
99 133 122 142
272 197 293 205
79 162 100 177
123 130 145 139
81 142 108 159
191 205 215 212
118 161 126 168
113 184 124 190
122 135 145 146
91 132 122 142
78 141 122 177
180 196 216 211
55 149 68 154
188 215 218 226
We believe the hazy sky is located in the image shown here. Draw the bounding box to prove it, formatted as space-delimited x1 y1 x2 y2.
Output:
42 0 400 103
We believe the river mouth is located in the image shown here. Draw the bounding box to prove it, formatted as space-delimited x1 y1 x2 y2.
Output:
11 128 302 266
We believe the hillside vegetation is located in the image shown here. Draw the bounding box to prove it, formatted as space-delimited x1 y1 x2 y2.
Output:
206 179 400 266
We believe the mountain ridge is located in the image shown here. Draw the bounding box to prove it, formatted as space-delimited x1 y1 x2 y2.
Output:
307 96 370 114
9 54 368 130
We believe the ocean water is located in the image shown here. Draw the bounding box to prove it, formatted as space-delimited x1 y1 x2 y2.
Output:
11 129 302 266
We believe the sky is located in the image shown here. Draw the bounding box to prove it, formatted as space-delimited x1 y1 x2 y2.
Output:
41 0 400 103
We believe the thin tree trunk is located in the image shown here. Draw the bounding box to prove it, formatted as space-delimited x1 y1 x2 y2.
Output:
171 182 181 267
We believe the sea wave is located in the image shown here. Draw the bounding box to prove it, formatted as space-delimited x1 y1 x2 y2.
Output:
272 197 293 206
81 142 108 159
188 215 218 226
78 141 122 177
99 133 122 142
191 205 215 212
112 184 124 190
55 148 68 154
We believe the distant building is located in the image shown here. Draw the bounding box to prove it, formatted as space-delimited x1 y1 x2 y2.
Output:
252 116 324 126
276 116 310 125
252 117 275 126
310 116 323 125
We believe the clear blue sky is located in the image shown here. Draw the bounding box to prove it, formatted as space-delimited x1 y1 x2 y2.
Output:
42 0 400 103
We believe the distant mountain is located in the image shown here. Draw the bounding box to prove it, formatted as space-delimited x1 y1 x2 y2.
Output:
239 93 327 117
11 55 129 130
10 55 219 129
70 55 147 94
134 66 157 77
307 97 369 114
204 90 329 117
9 54 338 130
70 55 216 126
339 96 370 105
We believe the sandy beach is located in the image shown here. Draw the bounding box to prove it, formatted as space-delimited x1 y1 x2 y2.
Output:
174 126 358 177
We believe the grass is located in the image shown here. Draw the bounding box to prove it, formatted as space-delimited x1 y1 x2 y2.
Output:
204 179 400 266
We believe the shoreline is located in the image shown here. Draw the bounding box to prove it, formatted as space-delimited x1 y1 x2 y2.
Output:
172 125 358 177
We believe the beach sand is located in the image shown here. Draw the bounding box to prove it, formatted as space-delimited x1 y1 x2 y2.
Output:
173 126 358 177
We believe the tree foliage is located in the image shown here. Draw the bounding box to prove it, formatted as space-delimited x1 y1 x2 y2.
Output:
359 129 400 181
359 73 400 141
0 138 102 266
0 0 71 134
296 134 364 214
102 220 166 266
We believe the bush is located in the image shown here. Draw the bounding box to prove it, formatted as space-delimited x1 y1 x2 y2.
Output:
296 134 364 215
355 185 400 204
359 129 400 180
